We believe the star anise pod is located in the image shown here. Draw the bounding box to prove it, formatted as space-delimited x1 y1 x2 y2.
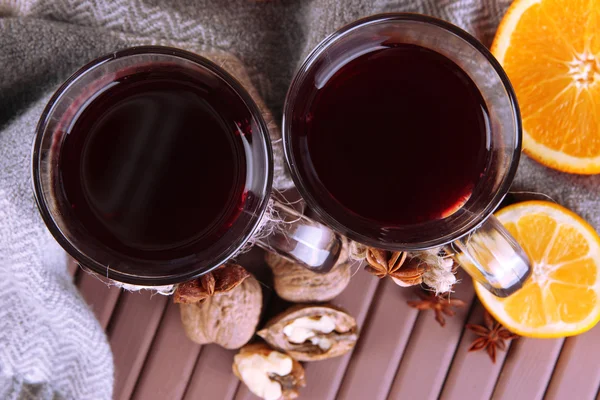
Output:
466 311 518 363
365 248 426 287
173 264 250 304
407 290 466 327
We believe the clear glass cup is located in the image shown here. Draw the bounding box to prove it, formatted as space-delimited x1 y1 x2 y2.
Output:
33 46 342 286
283 14 531 297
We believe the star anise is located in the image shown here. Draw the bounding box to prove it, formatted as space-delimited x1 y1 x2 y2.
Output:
466 311 518 363
364 248 426 287
407 290 466 327
173 264 250 304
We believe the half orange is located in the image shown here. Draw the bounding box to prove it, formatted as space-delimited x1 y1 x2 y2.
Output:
493 0 600 174
475 201 600 338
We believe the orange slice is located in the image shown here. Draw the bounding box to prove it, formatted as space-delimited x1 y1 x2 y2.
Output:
475 201 600 337
492 0 600 174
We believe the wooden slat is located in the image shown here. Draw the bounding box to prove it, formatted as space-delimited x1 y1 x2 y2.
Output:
77 271 121 329
132 301 202 400
545 324 600 400
388 273 475 400
131 248 270 400
183 345 240 400
441 301 512 400
492 337 564 400
109 290 168 400
296 269 379 400
335 279 419 400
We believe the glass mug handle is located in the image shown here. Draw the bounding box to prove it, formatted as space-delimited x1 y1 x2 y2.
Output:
256 201 344 273
450 215 531 297
256 202 532 296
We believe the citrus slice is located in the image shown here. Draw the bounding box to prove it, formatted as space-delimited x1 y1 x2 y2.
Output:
475 201 600 337
492 0 600 174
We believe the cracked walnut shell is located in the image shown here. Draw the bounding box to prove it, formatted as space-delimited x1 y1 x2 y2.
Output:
257 304 358 361
233 343 306 400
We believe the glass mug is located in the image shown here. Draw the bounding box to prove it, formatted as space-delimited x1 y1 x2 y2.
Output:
32 47 342 286
283 14 531 297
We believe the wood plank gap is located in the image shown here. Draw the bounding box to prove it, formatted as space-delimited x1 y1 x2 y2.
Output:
381 306 421 400
334 279 407 400
386 273 475 400
231 366 246 399
327 278 383 400
129 301 170 399
105 289 125 338
126 296 168 397
290 270 380 400
77 271 122 330
441 299 515 400
545 324 600 400
540 339 566 400
183 345 241 400
491 337 564 400
180 345 205 400
435 293 479 398
334 278 417 400
109 291 170 400
487 341 517 400
488 347 513 399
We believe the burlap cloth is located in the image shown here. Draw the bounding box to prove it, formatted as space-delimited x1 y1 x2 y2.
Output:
1 0 598 398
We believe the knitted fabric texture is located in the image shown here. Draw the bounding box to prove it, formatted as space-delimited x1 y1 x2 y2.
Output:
1 1 598 399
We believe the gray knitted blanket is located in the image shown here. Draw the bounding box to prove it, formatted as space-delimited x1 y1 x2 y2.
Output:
1 0 598 399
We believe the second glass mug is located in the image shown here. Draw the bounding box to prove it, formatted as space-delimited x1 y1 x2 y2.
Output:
281 13 531 297
31 14 531 296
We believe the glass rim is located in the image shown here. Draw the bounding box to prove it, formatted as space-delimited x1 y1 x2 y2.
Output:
32 45 274 285
282 13 522 251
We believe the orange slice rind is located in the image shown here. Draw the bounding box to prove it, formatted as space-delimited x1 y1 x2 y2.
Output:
475 201 600 338
492 0 600 174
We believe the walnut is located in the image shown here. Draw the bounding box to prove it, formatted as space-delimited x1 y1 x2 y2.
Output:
233 343 306 400
257 304 358 361
265 238 352 302
175 264 262 349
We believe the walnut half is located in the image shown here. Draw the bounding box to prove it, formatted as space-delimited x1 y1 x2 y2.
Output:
257 304 359 361
233 343 306 400
175 264 262 349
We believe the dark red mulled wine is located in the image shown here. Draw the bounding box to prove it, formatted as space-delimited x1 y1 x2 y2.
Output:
291 44 490 225
59 69 249 260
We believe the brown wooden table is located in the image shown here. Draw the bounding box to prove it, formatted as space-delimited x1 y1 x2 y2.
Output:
70 249 600 400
